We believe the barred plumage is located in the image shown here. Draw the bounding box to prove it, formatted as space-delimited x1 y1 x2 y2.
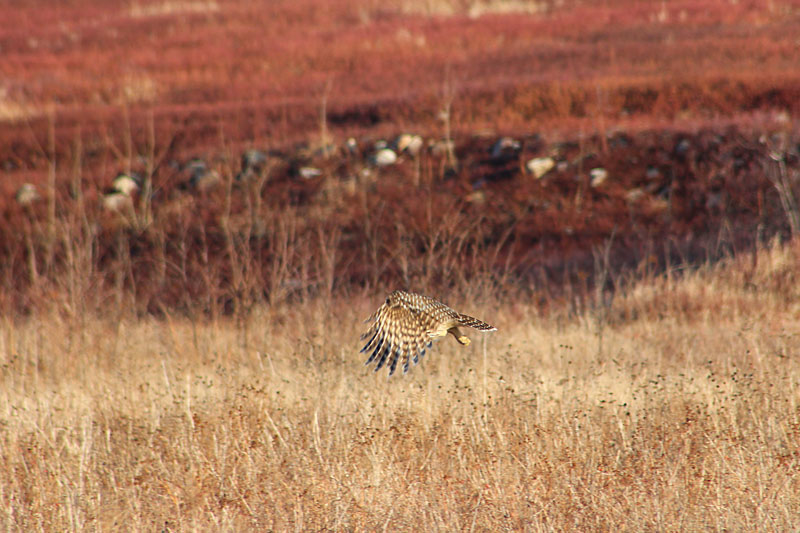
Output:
360 290 497 376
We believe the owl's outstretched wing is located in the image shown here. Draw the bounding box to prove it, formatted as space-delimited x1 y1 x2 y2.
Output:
360 302 434 376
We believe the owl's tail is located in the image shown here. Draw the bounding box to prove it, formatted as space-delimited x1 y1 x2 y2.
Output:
457 314 497 332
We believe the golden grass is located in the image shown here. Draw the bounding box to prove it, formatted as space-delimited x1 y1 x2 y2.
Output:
2 242 800 530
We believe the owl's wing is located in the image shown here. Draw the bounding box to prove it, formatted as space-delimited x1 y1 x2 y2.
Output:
360 303 434 376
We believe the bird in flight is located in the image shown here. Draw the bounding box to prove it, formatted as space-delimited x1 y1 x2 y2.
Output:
360 290 496 376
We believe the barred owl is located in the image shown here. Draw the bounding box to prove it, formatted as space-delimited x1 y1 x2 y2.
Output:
360 290 496 376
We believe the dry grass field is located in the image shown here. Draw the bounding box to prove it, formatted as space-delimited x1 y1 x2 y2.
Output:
2 240 799 531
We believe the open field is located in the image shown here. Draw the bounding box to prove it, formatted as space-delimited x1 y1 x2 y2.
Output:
2 241 800 530
2 0 800 317
1 0 799 310
2 0 800 530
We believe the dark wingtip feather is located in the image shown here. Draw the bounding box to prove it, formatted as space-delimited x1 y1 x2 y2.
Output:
365 336 384 365
388 346 401 376
374 343 391 372
360 330 378 353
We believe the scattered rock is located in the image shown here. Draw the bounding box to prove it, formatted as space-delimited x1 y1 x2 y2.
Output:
490 136 520 160
590 167 609 187
299 166 322 179
371 148 397 167
15 183 40 207
102 191 134 212
526 157 555 179
112 172 141 195
394 134 424 156
345 137 359 155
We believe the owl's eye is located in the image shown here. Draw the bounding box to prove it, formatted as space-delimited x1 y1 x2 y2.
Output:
385 298 391 305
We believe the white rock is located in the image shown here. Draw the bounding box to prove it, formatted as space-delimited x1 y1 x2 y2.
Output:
15 183 40 206
590 168 609 187
299 166 322 179
372 148 397 167
112 173 140 195
102 191 133 212
526 157 555 179
395 134 423 156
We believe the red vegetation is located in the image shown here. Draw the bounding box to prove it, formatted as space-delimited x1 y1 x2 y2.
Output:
2 0 799 143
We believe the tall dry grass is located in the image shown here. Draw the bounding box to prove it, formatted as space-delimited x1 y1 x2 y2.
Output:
1 240 799 530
